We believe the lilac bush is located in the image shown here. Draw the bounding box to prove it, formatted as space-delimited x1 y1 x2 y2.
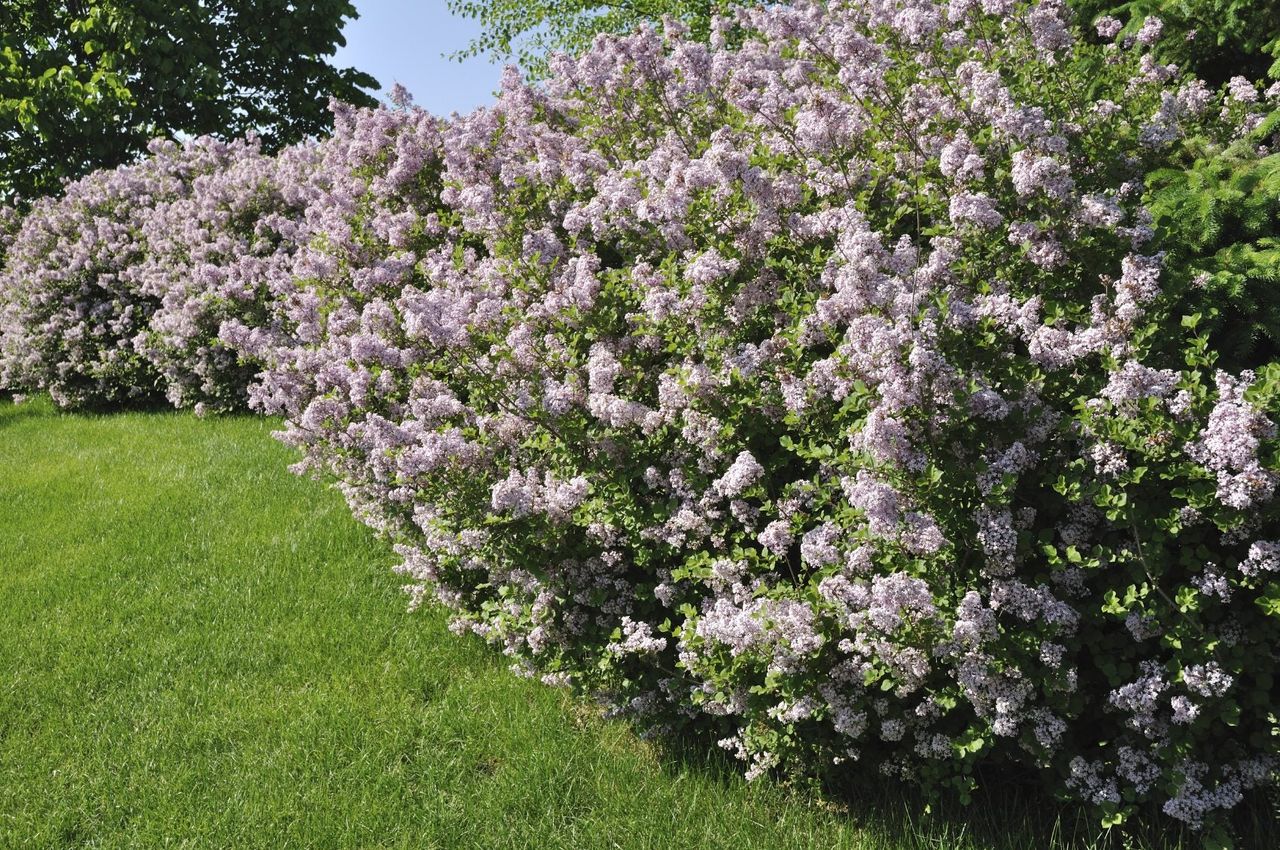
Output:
0 0 1276 832
246 0 1279 831
135 139 320 413
0 206 19 256
242 90 450 420
0 204 21 399
0 136 314 412
0 139 209 408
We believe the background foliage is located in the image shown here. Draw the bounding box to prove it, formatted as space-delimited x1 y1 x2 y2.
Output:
446 0 742 74
1146 118 1280 372
1074 0 1280 84
0 0 377 204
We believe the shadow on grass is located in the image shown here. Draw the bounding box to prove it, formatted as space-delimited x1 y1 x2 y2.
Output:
0 392 268 428
639 730 1279 850
0 392 176 427
0 396 40 429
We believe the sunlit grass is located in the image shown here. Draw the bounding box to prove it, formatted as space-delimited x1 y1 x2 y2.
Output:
0 397 1270 848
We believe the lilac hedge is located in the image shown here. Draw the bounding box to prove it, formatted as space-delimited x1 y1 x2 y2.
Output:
0 135 315 412
2 0 1280 833
134 140 321 414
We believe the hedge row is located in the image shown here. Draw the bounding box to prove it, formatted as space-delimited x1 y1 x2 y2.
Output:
2 0 1279 833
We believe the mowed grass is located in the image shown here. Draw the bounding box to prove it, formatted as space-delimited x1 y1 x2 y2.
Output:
0 398 1269 849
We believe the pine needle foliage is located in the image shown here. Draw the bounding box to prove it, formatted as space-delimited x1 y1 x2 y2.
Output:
1072 0 1280 84
1147 111 1280 371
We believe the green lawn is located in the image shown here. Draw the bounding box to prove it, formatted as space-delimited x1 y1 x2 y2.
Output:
0 398 1263 849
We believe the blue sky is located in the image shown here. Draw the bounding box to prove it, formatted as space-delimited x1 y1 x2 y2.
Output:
333 1 505 117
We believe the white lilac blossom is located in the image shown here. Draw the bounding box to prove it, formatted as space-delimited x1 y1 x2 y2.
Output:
1227 77 1259 104
607 617 668 655
1101 361 1179 407
975 508 1019 574
713 450 764 498
1193 566 1232 601
948 193 1003 230
1108 661 1168 735
1010 149 1074 200
1135 16 1164 46
939 131 985 183
800 522 842 567
1171 695 1200 725
757 520 793 556
1188 372 1279 509
1239 541 1280 577
1094 16 1122 40
1182 662 1234 698
1089 441 1129 478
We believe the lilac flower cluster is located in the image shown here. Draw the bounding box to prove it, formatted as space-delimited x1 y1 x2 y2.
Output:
0 136 315 411
1 0 1277 831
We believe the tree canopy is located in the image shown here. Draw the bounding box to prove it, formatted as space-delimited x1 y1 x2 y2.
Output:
448 0 1280 85
446 0 740 75
0 0 378 204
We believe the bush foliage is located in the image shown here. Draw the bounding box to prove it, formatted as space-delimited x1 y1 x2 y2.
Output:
0 0 377 204
0 136 315 411
1074 0 1280 84
1146 120 1280 371
1 0 1279 836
